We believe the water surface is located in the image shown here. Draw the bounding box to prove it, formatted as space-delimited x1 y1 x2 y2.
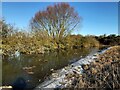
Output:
2 47 99 89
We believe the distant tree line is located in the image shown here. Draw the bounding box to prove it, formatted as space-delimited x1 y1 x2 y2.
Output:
95 34 120 46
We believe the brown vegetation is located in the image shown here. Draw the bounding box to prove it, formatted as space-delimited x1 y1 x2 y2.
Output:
64 46 120 88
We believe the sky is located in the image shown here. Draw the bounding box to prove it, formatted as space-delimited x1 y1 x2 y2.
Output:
2 2 118 36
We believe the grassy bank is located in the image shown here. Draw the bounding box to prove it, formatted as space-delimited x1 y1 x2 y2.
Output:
64 46 120 88
1 33 100 56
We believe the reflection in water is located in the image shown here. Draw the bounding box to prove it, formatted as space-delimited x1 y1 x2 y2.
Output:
2 47 99 89
12 77 26 90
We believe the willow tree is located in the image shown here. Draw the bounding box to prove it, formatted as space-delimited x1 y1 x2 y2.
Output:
30 3 81 48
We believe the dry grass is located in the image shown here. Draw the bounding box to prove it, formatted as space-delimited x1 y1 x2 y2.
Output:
64 46 120 89
78 46 120 88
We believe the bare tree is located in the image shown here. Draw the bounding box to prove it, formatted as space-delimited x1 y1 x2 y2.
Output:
30 3 81 48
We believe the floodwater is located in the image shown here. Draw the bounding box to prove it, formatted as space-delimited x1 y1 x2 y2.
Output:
2 47 100 89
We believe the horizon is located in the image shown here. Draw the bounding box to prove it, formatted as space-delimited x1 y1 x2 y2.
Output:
2 2 118 36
